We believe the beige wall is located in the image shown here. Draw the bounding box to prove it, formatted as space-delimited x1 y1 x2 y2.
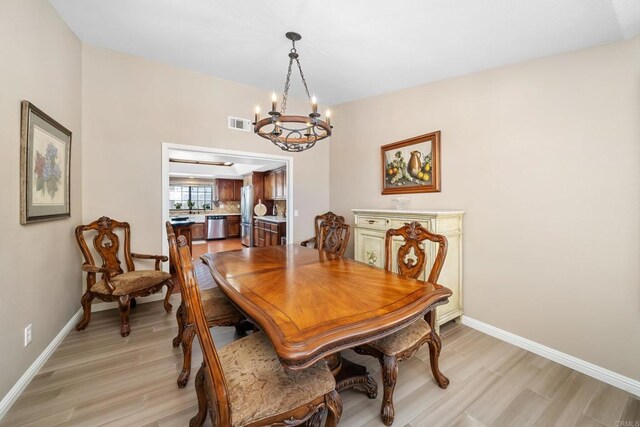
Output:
1 0 637 402
0 0 82 397
81 44 330 255
330 36 640 380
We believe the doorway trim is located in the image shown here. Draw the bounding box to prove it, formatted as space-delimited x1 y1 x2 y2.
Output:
161 143 294 263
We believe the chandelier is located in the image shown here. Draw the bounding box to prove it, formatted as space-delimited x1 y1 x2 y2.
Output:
253 32 332 152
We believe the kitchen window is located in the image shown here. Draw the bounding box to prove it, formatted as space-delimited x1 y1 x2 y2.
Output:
169 185 213 209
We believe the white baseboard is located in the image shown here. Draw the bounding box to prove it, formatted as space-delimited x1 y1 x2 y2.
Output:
461 316 640 397
0 308 83 419
91 293 165 312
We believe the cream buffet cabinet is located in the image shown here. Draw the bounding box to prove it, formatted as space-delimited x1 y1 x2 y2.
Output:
352 209 464 329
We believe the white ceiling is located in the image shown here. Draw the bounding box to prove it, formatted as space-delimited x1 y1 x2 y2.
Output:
168 148 285 179
49 0 640 105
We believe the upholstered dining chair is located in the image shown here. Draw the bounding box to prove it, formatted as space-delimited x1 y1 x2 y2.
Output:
354 221 449 426
174 235 343 426
301 211 350 257
75 216 173 337
166 222 245 388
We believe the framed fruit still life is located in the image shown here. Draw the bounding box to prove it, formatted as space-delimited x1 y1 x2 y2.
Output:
381 131 441 195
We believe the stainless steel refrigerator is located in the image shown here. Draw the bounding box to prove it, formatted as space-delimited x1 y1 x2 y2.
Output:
240 185 253 247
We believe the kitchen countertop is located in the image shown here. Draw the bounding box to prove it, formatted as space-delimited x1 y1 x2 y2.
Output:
170 220 195 227
254 215 287 224
170 213 240 217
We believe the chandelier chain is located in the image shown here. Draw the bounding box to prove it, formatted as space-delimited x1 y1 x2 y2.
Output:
280 40 312 114
280 56 294 114
295 57 312 101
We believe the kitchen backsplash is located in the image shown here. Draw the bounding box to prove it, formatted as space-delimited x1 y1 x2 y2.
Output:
274 200 286 217
169 201 240 216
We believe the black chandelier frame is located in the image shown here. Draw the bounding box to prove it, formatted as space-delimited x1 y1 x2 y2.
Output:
253 32 332 152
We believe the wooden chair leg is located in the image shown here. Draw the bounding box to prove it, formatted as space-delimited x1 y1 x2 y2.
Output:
177 325 195 388
163 280 174 313
380 355 398 426
117 295 131 337
427 330 450 389
75 292 94 331
305 410 324 427
189 365 208 427
172 302 185 348
325 390 343 427
234 319 253 336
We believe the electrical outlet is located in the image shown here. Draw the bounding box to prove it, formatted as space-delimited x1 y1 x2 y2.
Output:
24 324 32 347
294 209 299 217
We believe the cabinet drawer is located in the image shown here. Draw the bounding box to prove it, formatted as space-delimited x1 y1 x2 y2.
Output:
388 218 432 231
357 216 388 229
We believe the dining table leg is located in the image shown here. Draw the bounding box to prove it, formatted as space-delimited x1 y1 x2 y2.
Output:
326 352 378 398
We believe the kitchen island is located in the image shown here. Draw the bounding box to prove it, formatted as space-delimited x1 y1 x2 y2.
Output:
253 216 286 246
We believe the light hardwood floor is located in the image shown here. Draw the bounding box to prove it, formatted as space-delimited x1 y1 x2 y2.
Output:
191 238 244 260
171 238 243 294
2 268 638 426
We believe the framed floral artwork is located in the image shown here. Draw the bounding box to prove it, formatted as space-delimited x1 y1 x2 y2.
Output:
381 131 441 195
20 101 72 224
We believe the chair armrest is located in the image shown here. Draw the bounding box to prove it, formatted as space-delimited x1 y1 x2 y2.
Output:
131 253 168 270
81 264 117 293
300 237 316 248
82 264 118 275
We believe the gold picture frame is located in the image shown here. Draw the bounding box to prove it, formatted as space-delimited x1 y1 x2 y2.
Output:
381 131 441 195
20 101 72 224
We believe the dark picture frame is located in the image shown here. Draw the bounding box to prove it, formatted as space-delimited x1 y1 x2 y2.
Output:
381 131 441 195
20 101 72 224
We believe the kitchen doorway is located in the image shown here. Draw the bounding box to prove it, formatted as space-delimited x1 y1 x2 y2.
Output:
161 143 294 271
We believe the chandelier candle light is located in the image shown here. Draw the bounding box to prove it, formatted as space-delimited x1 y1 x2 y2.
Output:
253 32 333 152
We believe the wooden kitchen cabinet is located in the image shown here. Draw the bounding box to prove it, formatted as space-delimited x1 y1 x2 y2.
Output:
233 180 243 201
191 222 206 240
217 179 243 202
263 167 286 200
217 179 234 201
243 172 265 204
253 219 286 247
263 172 275 200
274 168 284 199
226 215 240 238
254 225 262 247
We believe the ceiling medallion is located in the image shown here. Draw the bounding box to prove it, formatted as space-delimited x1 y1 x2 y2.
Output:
253 32 332 152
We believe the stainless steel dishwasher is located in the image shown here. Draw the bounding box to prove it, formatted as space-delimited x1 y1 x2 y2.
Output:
206 215 227 240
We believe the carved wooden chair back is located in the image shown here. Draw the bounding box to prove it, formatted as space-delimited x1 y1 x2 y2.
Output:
312 212 345 247
76 216 134 290
384 221 448 283
165 222 182 281
318 216 351 257
175 235 233 425
166 221 195 324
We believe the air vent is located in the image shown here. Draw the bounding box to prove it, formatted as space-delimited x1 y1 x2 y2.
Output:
228 117 252 132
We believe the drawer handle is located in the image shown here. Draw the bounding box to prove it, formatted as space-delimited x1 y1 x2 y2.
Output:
367 220 375 224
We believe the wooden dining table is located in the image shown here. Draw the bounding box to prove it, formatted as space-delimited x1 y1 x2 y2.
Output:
201 244 452 397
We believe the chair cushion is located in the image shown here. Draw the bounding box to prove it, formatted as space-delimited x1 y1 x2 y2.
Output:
368 318 432 356
201 286 243 323
218 332 335 426
91 270 171 296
